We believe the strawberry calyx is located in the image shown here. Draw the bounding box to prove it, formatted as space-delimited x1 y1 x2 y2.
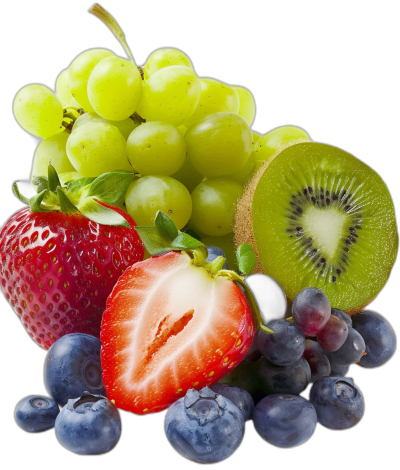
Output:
13 164 134 228
135 210 274 334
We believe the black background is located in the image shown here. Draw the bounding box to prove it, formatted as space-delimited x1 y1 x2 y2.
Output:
0 1 400 469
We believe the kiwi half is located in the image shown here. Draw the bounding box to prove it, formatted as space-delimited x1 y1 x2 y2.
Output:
234 142 398 313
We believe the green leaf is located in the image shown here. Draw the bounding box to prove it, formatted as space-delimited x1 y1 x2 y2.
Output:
32 176 49 193
67 177 96 193
48 164 61 192
30 190 51 213
171 233 205 250
184 229 202 242
57 188 78 213
155 211 179 243
236 243 257 276
135 226 174 255
12 181 30 205
87 171 133 204
78 199 130 228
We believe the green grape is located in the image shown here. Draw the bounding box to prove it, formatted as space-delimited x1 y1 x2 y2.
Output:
59 171 83 185
186 112 252 178
126 122 186 176
252 131 262 148
177 125 188 136
191 178 243 236
254 125 310 163
66 122 132 177
184 78 239 127
69 49 114 112
202 233 239 271
125 175 192 229
144 48 193 80
73 112 140 140
137 66 201 126
171 155 203 193
56 69 73 106
88 56 143 121
31 132 76 181
13 84 64 138
228 150 256 185
234 86 256 126
69 97 83 108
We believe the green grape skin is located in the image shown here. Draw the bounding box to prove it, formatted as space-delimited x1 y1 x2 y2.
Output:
254 125 310 163
191 178 243 236
66 122 132 177
68 49 114 112
125 175 192 229
184 78 240 127
56 69 73 106
59 171 83 185
88 56 143 121
72 112 140 140
252 131 262 148
228 150 256 185
144 48 193 80
13 84 64 138
185 112 252 178
202 233 239 271
126 122 186 176
234 86 256 126
31 132 76 181
171 155 203 193
137 66 201 126
69 97 84 109
177 125 188 136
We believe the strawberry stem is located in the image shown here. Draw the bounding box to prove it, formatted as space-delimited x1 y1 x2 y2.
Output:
204 256 226 276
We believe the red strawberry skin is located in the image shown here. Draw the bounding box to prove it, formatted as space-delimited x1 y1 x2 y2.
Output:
101 250 255 414
0 206 144 349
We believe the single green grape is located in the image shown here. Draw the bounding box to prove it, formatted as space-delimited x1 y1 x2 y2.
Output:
126 122 186 176
137 66 201 126
228 150 256 185
184 78 239 127
202 233 239 271
186 112 252 178
171 155 203 193
252 131 262 148
13 84 64 138
191 178 243 236
59 171 83 185
56 69 73 106
234 86 256 126
144 48 193 80
254 125 310 163
69 97 83 109
73 112 140 140
66 122 132 177
31 132 76 181
125 175 192 229
88 56 143 121
69 49 114 112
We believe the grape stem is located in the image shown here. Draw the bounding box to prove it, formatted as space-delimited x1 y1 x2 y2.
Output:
89 3 135 63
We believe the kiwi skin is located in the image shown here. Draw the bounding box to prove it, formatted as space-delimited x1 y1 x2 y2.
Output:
234 140 393 316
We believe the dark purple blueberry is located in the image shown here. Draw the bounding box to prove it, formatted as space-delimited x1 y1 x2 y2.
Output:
210 383 254 421
165 387 244 463
352 311 396 367
253 395 317 448
206 246 229 269
303 340 331 382
244 273 288 325
317 315 348 352
55 392 121 455
14 395 59 432
325 327 366 366
44 333 106 406
310 376 364 429
329 362 350 377
292 288 331 336
258 320 305 366
219 358 263 397
241 336 262 364
258 356 311 395
331 308 352 328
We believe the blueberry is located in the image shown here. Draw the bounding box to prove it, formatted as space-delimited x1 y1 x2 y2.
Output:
331 308 352 328
219 358 263 397
210 383 254 421
241 336 262 364
14 395 59 432
303 340 331 382
44 333 106 406
165 387 244 463
206 246 229 269
352 310 396 367
309 376 364 429
325 327 365 366
253 394 317 448
329 361 350 377
55 392 121 455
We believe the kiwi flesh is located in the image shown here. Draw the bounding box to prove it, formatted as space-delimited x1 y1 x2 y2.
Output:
234 142 398 313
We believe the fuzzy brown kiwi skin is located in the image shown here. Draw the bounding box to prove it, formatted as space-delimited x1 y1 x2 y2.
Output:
233 139 377 316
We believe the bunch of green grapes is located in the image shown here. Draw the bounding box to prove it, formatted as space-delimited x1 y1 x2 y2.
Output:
15 4 311 272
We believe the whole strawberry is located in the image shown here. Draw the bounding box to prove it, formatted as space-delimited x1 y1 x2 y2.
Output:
0 166 143 349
